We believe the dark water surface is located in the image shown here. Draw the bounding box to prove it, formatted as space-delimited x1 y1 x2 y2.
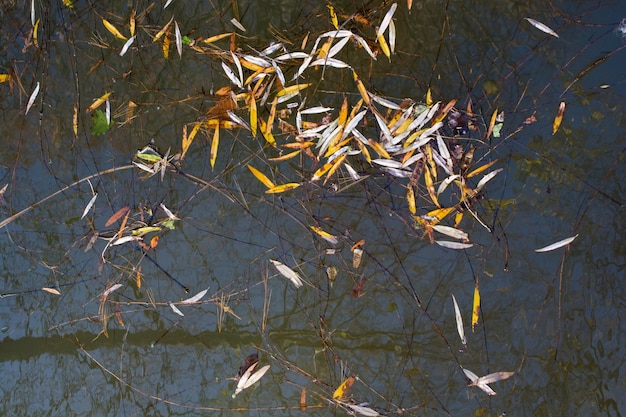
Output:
0 1 625 416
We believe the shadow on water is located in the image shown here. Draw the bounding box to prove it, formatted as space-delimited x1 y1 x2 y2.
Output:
0 0 625 415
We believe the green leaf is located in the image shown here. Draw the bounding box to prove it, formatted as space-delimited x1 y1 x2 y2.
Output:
91 109 111 135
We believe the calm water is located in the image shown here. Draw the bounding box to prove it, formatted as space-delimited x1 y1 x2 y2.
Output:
0 1 625 416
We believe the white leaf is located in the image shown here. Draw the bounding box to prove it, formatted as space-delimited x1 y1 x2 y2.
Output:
372 158 403 169
388 19 396 54
111 235 141 246
174 21 182 57
102 283 123 298
351 33 377 60
119 36 136 56
309 58 351 69
373 112 392 142
31 0 35 26
164 0 173 8
435 240 473 250
25 82 40 115
275 52 310 61
341 402 380 417
231 52 244 87
525 18 559 38
475 168 502 192
476 371 515 386
437 174 460 196
370 94 401 110
342 109 367 140
169 302 184 316
159 203 180 220
432 225 468 241
226 110 250 130
326 35 351 59
230 18 246 32
180 288 209 304
81 193 98 219
377 3 397 38
270 259 303 288
344 162 361 181
535 234 578 253
232 363 270 397
222 62 243 89
299 106 333 115
451 294 466 346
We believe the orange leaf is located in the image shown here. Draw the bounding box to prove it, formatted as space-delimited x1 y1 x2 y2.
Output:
333 376 355 400
150 235 159 249
105 206 131 227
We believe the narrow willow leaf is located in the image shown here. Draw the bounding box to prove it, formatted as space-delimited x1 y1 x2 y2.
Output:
204 32 233 44
333 376 355 399
210 126 219 169
309 57 351 69
112 235 141 246
232 363 270 398
159 203 180 220
105 206 130 227
451 294 466 346
41 287 61 295
328 5 339 29
476 371 515 386
231 52 244 87
102 283 123 298
475 168 503 192
249 94 257 137
129 9 136 36
169 302 184 316
164 0 173 8
230 18 246 32
353 71 371 105
119 35 135 56
388 19 396 54
81 193 98 219
535 234 578 253
86 92 111 113
342 403 380 417
270 259 303 288
25 82 40 115
433 225 468 241
310 226 338 245
525 17 559 38
377 32 391 62
222 62 243 88
276 83 311 97
407 186 416 215
265 183 300 194
31 0 35 26
471 281 480 331
102 19 127 40
377 2 397 38
153 16 174 42
553 101 565 135
486 108 498 139
180 288 209 304
174 21 182 57
247 165 275 189
462 368 497 396
435 240 473 250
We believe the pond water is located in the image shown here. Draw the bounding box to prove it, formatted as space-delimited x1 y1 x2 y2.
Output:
0 1 625 416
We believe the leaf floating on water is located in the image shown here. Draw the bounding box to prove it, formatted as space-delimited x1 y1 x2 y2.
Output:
169 301 184 316
270 259 303 288
462 368 514 396
471 281 480 332
119 35 135 56
265 183 300 194
553 101 565 135
102 283 123 298
174 21 182 57
525 17 559 38
230 18 247 32
81 193 98 219
452 294 466 346
535 234 578 252
210 126 219 170
232 363 270 398
435 240 472 250
341 403 380 417
377 2 397 38
102 19 127 40
333 375 355 399
310 225 338 245
25 82 40 115
86 92 111 113
247 165 275 189
41 287 61 295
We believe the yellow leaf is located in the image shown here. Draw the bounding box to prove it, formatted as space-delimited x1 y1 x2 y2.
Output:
316 38 333 59
162 33 170 59
129 10 136 37
486 108 498 139
466 159 498 178
338 97 349 126
249 93 257 137
72 103 78 137
247 165 275 189
552 101 565 135
368 139 390 159
267 96 278 131
86 92 111 113
33 18 40 47
424 167 440 207
426 207 454 224
203 32 233 44
352 71 370 106
268 150 301 161
276 83 311 97
210 127 219 170
265 183 301 194
182 122 201 161
377 32 391 62
312 161 334 182
328 5 339 29
102 19 127 40
426 88 433 106
323 154 347 184
407 186 416 215
310 226 338 244
471 281 480 332
0 74 10 83
136 267 142 289
333 376 355 400
259 118 277 147
153 16 174 42
454 211 463 227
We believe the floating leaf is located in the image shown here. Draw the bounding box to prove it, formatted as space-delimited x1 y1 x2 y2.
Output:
525 17 559 38
435 240 473 250
535 234 578 253
432 225 468 241
174 21 182 57
471 281 480 332
265 183 300 194
119 35 135 56
232 363 270 398
81 193 98 219
310 225 338 245
553 101 565 135
248 165 275 189
377 2 397 38
86 92 111 113
102 19 127 40
463 368 514 396
210 126 219 169
341 403 380 417
333 375 355 399
25 82 40 115
41 287 61 295
328 5 339 29
0 74 11 83
153 16 174 42
169 302 184 317
270 259 303 288
180 288 209 304
452 294 466 346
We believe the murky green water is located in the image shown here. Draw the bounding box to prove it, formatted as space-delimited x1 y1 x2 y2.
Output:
1 1 625 416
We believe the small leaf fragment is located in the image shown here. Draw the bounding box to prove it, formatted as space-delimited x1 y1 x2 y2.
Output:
553 101 565 135
333 376 355 400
